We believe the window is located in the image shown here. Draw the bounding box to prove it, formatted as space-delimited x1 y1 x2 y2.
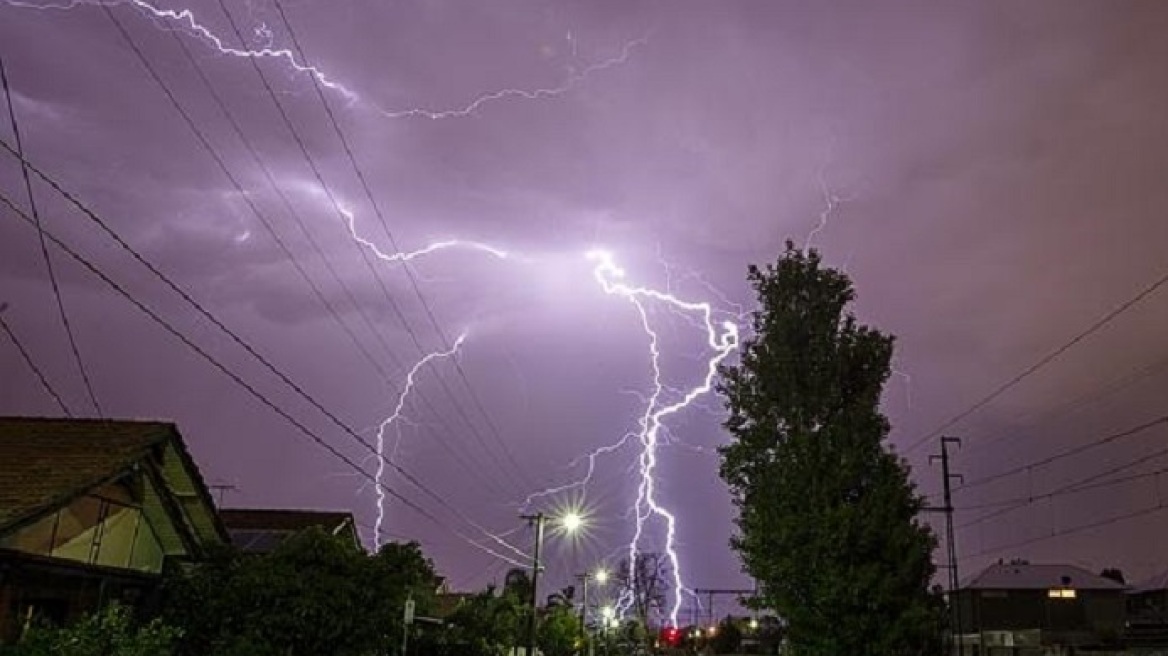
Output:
1048 588 1077 599
0 479 166 573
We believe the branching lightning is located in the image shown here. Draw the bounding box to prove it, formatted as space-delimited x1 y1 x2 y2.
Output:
338 204 510 264
372 332 466 550
7 0 749 610
375 36 649 120
588 250 740 626
3 0 645 120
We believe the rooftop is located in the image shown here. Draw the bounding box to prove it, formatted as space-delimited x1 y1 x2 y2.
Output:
963 562 1126 591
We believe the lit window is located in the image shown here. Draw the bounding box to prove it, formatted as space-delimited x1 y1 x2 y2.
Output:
1048 588 1077 599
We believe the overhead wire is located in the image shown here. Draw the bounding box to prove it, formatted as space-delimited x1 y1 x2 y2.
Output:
0 306 72 415
0 185 528 565
958 412 1168 493
266 0 538 493
0 54 102 416
157 23 514 501
0 132 530 561
208 0 531 500
956 413 1168 531
903 265 1168 457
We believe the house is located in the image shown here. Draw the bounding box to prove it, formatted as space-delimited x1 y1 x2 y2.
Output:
0 417 228 642
219 508 361 554
1125 570 1168 649
953 561 1127 654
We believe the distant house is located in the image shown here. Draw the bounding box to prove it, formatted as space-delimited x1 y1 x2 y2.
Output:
954 561 1127 653
1125 570 1168 649
219 508 360 554
0 417 228 642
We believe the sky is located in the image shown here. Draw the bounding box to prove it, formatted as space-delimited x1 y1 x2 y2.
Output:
2 0 1168 620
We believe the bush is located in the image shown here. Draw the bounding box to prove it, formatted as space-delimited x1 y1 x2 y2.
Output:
1 604 180 656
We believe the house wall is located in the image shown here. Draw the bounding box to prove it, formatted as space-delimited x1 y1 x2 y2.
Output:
957 589 1125 648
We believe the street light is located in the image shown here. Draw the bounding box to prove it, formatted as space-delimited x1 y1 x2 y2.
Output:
521 510 590 656
594 568 609 584
561 511 584 533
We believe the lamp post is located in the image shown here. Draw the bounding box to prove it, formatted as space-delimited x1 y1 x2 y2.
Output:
521 511 585 656
575 567 608 656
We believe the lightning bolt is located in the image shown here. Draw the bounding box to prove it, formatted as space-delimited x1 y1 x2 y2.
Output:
2 0 645 119
375 35 649 120
519 430 638 511
13 0 363 103
587 249 740 626
371 332 467 550
337 203 510 264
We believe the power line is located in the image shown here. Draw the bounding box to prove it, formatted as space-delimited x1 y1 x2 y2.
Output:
962 498 1168 561
903 266 1168 457
216 0 534 495
957 462 1168 524
0 156 528 561
0 186 527 565
0 55 102 416
962 350 1168 458
156 23 513 501
0 303 72 415
958 412 1168 492
956 413 1168 531
269 0 536 493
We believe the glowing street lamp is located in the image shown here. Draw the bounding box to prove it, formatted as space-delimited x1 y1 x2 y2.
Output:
561 511 584 534
594 568 609 584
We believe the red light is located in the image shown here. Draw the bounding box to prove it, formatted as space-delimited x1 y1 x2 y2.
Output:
660 627 681 646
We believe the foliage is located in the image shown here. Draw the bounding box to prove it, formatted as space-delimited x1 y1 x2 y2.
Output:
504 567 534 603
717 242 943 655
538 604 582 656
428 587 525 656
614 552 667 629
160 528 440 656
2 604 179 656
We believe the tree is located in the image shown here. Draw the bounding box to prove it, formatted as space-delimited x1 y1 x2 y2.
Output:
503 568 534 604
717 243 942 655
538 604 582 656
433 587 525 656
160 528 440 656
614 552 668 630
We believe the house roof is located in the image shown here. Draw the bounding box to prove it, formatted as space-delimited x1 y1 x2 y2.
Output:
963 562 1126 591
0 417 229 547
220 508 359 553
0 417 174 531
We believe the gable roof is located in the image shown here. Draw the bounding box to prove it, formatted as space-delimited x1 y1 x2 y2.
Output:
220 508 360 553
0 417 228 548
963 562 1126 591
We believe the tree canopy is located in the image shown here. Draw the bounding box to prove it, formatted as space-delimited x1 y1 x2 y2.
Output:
160 528 440 656
717 242 942 655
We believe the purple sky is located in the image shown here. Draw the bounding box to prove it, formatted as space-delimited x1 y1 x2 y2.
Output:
2 0 1168 614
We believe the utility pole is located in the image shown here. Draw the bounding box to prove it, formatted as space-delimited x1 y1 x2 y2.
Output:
521 513 546 656
400 593 414 656
929 436 963 656
575 572 591 656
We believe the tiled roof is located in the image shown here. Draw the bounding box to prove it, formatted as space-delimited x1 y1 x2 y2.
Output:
0 417 175 532
963 562 1126 591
